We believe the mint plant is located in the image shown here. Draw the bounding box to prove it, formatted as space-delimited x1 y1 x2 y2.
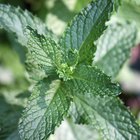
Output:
0 0 140 140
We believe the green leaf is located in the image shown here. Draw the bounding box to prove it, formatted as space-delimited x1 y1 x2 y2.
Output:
69 65 121 97
94 23 137 78
60 0 118 65
6 130 20 140
65 64 140 140
0 4 54 46
25 27 62 79
114 0 121 11
67 64 121 123
0 95 23 140
74 94 140 140
19 78 71 140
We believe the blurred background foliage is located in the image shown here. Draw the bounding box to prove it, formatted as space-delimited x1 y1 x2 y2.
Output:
0 0 140 139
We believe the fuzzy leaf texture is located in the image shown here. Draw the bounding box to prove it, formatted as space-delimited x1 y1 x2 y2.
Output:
94 23 137 78
19 78 71 140
19 64 121 140
73 94 140 140
66 65 121 97
25 27 61 79
0 4 54 46
67 64 121 124
60 0 119 65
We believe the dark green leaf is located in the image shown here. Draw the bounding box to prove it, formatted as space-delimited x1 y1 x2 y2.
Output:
0 95 23 140
60 0 118 65
25 27 61 80
6 130 20 140
19 78 71 140
69 65 121 97
67 64 121 123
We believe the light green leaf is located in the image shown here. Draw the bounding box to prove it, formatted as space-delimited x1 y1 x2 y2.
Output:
19 78 71 140
54 120 100 140
94 23 137 78
74 94 140 140
114 0 140 43
60 0 119 65
25 27 61 79
0 4 54 46
66 122 100 140
123 0 140 6
74 0 91 12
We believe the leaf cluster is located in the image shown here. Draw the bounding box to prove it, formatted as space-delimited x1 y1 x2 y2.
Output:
0 0 140 140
